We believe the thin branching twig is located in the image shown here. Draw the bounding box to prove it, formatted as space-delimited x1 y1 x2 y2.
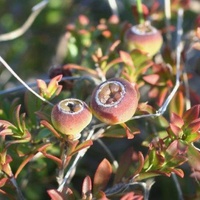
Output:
0 0 48 41
164 0 172 44
0 56 53 106
107 0 119 17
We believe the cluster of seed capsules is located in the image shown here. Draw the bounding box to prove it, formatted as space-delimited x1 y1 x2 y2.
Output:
51 78 139 140
51 23 163 140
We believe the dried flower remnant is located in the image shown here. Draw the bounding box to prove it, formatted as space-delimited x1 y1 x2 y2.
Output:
90 78 139 125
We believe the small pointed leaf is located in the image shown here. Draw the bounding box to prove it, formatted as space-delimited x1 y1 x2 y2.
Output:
93 159 112 194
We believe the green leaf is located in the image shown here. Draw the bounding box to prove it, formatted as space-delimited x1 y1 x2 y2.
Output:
35 128 52 142
187 143 200 171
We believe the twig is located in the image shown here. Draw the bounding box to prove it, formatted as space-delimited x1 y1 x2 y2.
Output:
136 0 144 24
10 176 25 200
0 56 53 106
0 0 48 41
172 173 184 200
57 142 68 187
96 139 119 170
57 124 107 192
131 8 184 120
0 76 80 96
164 0 172 44
107 0 119 17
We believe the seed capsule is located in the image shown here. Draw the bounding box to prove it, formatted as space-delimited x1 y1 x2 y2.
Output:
51 98 92 139
90 78 139 124
124 23 163 57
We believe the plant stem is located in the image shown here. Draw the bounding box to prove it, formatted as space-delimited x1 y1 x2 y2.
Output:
107 0 119 17
10 176 25 200
164 0 172 44
172 173 184 200
136 0 144 24
57 141 68 187
0 0 48 41
0 56 53 106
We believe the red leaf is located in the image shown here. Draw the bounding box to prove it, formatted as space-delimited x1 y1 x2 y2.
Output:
47 189 63 200
41 120 62 139
93 159 112 194
68 140 93 156
120 123 140 139
183 105 200 125
0 178 8 187
171 168 184 178
134 151 145 175
143 74 160 85
187 118 200 133
82 176 92 199
168 123 183 137
170 113 184 128
120 51 134 67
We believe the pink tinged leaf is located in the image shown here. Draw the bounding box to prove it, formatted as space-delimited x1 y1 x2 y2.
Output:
166 140 187 158
183 105 200 125
41 120 62 139
187 144 200 171
47 75 63 96
15 143 51 178
187 118 200 133
134 151 145 175
78 14 89 26
109 40 121 52
121 192 143 200
93 159 112 194
168 123 183 138
170 168 184 178
82 176 92 199
41 152 62 167
2 155 13 177
143 74 160 85
37 79 47 91
190 170 200 180
0 178 8 187
68 140 93 157
170 113 184 128
47 189 63 200
119 51 134 67
120 123 140 139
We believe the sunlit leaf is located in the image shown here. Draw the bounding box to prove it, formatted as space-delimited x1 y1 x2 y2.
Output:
170 113 184 128
68 140 93 156
47 189 63 200
187 144 200 171
93 159 112 194
183 105 200 126
169 89 185 116
82 176 92 199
